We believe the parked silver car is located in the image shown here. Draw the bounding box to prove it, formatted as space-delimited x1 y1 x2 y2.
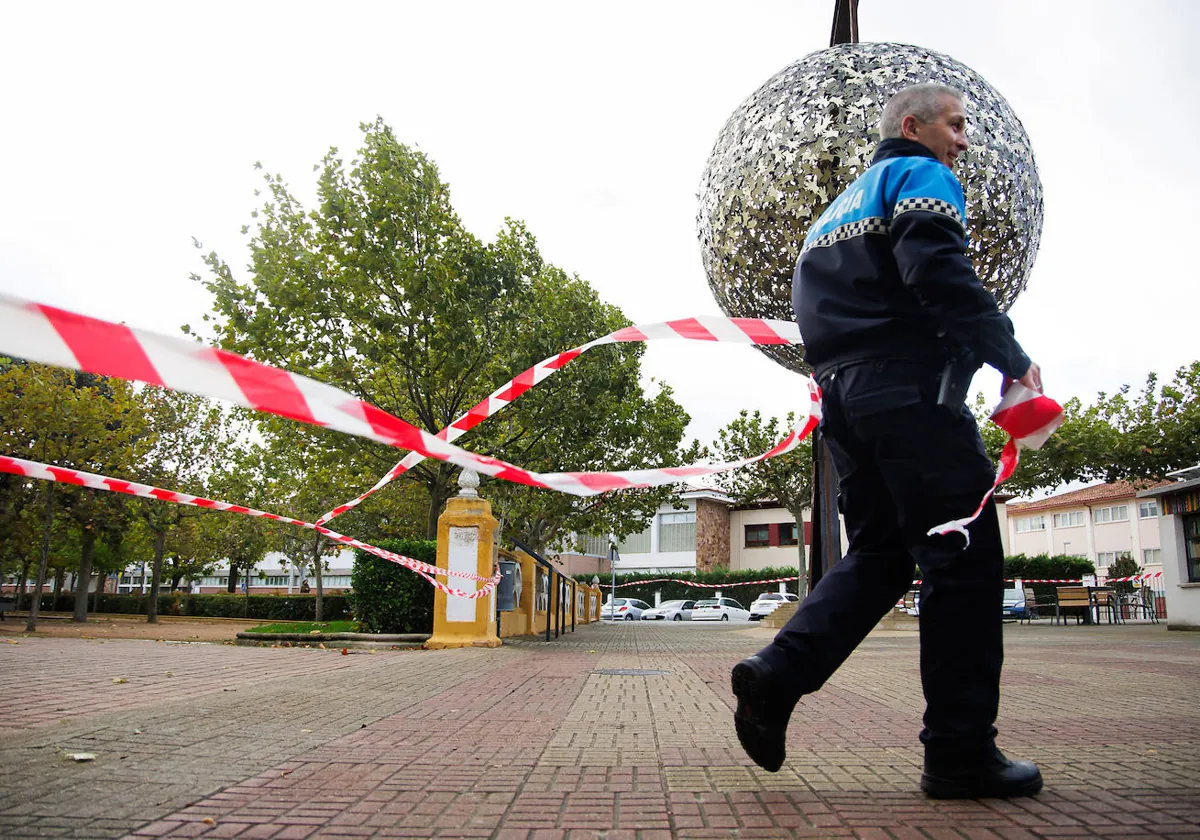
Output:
640 599 696 621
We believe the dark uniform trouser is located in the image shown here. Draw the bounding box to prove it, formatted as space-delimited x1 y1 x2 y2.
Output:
758 359 1004 757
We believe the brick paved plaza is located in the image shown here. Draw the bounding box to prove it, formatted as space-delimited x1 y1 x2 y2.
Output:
1 621 1197 839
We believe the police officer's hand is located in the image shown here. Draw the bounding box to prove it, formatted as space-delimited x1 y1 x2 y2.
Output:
1002 362 1042 396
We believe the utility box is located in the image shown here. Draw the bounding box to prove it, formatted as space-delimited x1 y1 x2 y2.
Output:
497 559 522 611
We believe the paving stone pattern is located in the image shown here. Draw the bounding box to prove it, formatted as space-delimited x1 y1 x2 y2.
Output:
0 623 1197 839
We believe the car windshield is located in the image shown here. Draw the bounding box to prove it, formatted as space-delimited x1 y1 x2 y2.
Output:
695 600 718 606
660 600 687 608
756 593 783 601
1002 589 1022 600
609 599 628 606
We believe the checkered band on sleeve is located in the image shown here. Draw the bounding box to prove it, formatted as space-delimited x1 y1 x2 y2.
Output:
802 216 890 252
893 197 964 228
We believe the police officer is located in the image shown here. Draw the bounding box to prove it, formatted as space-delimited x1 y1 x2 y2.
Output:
731 83 1044 799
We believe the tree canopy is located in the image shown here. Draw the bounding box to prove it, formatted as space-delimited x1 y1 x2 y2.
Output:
195 118 691 548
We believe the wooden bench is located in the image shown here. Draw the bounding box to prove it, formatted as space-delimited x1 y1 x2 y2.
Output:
1054 586 1091 625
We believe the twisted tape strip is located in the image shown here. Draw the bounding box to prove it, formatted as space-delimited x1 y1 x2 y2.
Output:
927 384 1064 546
316 317 802 524
605 575 801 590
0 455 499 600
0 294 818 499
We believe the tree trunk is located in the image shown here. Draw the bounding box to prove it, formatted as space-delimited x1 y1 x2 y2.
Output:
93 572 103 613
73 528 96 623
52 566 65 602
227 567 237 593
425 476 452 539
24 484 54 632
312 534 324 622
146 529 166 623
17 559 31 609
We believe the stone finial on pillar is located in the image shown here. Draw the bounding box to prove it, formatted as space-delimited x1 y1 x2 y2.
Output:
458 468 480 498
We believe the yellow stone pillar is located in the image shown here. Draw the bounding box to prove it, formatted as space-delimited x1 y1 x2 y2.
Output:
425 470 502 649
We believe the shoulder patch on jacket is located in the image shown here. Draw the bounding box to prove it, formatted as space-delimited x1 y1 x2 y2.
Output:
893 196 963 228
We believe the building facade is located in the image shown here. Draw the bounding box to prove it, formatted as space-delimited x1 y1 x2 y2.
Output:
1137 466 1200 630
1006 481 1169 578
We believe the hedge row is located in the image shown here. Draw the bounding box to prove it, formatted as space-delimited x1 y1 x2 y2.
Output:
1002 554 1098 601
349 539 437 634
4 592 350 620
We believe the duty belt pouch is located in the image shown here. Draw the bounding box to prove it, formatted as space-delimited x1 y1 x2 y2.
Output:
937 359 973 410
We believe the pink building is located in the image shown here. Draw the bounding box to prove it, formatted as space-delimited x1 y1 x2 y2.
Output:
1006 481 1172 578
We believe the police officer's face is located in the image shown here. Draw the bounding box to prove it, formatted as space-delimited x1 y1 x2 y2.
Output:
905 95 969 169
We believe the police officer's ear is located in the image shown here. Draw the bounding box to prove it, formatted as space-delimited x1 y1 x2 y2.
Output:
900 114 924 143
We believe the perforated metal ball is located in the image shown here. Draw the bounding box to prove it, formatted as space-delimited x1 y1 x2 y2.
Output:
697 42 1043 373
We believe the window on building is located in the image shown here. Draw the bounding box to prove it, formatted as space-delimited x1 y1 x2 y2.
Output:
576 534 610 557
658 511 695 552
1185 515 1200 583
617 525 651 554
1096 551 1117 569
1142 548 1162 566
1138 500 1159 519
778 523 799 546
261 576 289 586
1093 505 1129 524
745 524 769 548
1052 511 1084 528
1014 516 1046 533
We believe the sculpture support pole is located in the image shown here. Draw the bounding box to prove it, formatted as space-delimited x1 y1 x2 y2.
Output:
808 0 857 594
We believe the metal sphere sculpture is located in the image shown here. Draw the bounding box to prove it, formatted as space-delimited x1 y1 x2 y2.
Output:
697 43 1043 373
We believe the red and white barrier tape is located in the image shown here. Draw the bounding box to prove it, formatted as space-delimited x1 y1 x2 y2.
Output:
0 294 818 498
908 573 1164 585
927 384 1064 545
316 318 807 523
0 454 500 600
0 290 1069 607
604 575 801 590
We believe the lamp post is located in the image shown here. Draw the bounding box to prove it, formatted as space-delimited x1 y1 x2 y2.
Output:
608 544 620 621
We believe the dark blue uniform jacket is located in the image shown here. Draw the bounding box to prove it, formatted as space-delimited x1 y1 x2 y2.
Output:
792 138 1030 380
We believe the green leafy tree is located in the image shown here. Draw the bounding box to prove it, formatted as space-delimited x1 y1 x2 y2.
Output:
129 389 247 623
712 410 813 592
0 360 145 628
1105 552 1141 594
258 421 390 621
195 119 690 546
975 361 1200 495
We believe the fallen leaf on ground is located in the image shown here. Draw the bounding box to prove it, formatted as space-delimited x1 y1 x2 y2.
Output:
202 818 215 825
112 677 127 684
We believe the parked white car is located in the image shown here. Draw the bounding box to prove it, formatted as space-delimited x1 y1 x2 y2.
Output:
749 591 800 620
691 597 751 622
601 598 651 621
640 599 696 621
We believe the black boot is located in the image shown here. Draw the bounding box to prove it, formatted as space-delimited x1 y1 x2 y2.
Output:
730 655 796 773
921 745 1043 799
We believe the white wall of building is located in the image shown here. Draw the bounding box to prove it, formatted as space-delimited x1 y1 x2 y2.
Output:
1159 514 1200 629
1007 498 1162 578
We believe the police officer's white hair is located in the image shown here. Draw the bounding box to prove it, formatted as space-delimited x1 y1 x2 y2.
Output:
879 84 963 139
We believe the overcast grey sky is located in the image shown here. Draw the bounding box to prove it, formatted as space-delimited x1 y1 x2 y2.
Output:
2 1 1197 480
